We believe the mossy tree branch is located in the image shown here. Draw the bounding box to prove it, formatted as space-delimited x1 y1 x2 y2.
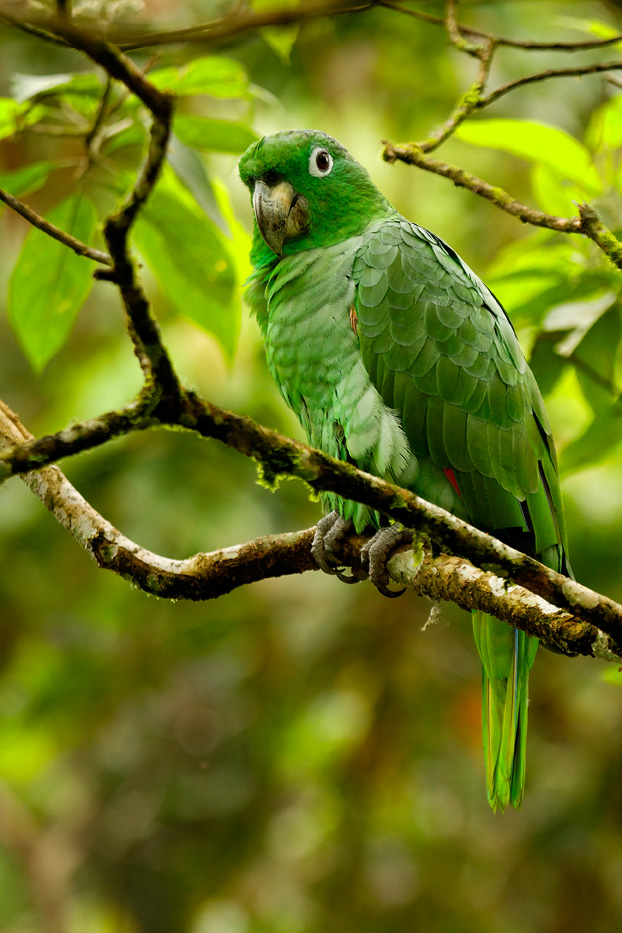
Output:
0 401 619 664
2 392 622 657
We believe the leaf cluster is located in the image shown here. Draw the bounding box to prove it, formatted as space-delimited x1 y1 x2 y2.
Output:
1 55 259 369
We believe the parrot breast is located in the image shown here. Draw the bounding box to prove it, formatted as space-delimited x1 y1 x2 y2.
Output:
257 239 419 531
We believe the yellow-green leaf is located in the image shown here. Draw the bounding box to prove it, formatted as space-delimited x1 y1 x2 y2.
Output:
456 118 601 195
173 115 258 154
150 57 249 98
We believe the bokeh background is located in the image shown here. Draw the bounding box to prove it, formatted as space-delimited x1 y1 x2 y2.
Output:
2 1 622 930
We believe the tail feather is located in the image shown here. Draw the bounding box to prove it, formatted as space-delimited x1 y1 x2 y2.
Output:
473 611 538 812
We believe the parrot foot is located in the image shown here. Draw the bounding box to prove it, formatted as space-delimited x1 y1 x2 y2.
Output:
360 525 412 599
311 511 367 584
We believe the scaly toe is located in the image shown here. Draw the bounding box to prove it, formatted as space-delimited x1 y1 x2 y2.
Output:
311 511 366 583
360 525 413 598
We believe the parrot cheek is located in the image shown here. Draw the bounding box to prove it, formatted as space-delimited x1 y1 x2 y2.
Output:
253 180 310 256
285 194 310 244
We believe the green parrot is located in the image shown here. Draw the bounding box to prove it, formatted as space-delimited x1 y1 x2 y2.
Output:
239 129 571 811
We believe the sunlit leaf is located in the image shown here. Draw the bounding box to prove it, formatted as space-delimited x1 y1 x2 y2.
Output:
603 666 622 685
134 169 239 359
251 0 299 62
262 24 299 63
487 235 618 327
562 399 622 471
173 115 258 154
8 195 97 371
0 98 45 141
586 96 622 154
530 163 585 218
150 57 249 98
456 119 601 195
554 16 622 41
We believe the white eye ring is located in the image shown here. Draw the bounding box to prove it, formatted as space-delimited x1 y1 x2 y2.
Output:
309 147 333 178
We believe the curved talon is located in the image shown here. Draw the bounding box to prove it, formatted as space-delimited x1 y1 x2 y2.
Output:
336 567 368 584
311 511 343 576
312 511 366 583
361 525 413 599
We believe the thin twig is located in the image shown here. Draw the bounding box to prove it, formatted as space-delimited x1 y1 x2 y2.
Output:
445 0 484 58
0 187 112 265
0 7 70 47
378 1 622 52
0 0 374 51
483 60 622 108
2 0 621 54
418 37 496 153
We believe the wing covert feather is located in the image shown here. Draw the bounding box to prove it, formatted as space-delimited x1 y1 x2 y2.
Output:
353 217 567 561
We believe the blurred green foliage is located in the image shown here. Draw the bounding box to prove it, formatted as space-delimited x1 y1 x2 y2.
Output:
2 2 622 931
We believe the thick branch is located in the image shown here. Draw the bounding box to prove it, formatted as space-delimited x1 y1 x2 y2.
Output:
0 400 617 661
2 392 622 649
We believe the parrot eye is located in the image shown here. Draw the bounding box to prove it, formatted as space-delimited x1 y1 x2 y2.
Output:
309 147 333 178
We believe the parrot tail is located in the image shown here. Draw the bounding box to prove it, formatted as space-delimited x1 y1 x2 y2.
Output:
472 611 539 812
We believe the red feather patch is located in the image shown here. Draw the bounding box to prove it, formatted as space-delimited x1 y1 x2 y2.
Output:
443 467 463 499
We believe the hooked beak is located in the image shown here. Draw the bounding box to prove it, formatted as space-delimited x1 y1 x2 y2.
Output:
252 180 310 256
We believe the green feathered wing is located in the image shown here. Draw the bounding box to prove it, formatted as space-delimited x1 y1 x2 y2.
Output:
352 217 571 811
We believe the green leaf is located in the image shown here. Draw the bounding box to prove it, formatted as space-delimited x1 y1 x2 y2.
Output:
543 291 616 342
0 162 52 203
263 25 299 63
586 96 622 154
253 0 299 62
456 118 601 195
530 163 585 217
167 135 231 235
11 71 103 103
101 122 147 157
603 666 622 685
173 115 258 154
150 57 249 98
8 195 97 371
529 335 566 397
573 306 621 412
562 399 622 472
554 16 622 41
0 98 45 141
133 169 239 359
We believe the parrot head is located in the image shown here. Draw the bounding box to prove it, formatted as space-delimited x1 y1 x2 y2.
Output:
239 129 391 257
